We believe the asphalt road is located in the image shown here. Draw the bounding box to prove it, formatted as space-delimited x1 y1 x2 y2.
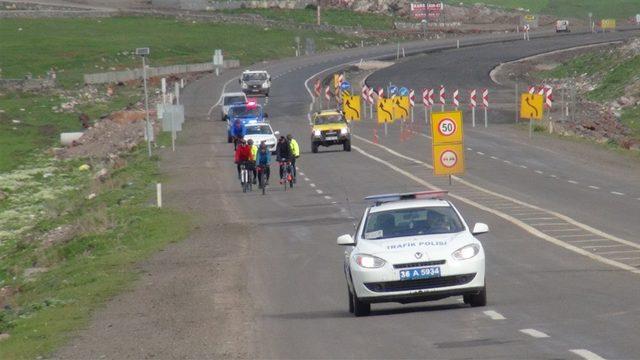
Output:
59 30 640 359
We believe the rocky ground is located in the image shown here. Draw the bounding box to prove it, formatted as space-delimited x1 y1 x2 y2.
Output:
494 39 640 151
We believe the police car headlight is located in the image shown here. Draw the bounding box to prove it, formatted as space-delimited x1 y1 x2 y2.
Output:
241 83 248 89
262 82 269 88
452 244 480 260
340 127 348 135
313 130 321 137
354 254 386 269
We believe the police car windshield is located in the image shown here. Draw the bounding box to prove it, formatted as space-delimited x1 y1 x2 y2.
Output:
230 106 260 118
224 96 245 105
314 115 344 125
246 125 271 135
363 207 464 240
242 73 268 81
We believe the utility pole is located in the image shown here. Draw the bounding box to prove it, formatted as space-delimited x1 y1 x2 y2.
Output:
316 0 321 26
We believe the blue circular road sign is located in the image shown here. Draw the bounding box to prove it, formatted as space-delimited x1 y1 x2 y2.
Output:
340 81 351 91
399 87 409 96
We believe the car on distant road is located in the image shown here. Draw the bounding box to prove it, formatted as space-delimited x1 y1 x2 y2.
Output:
555 20 570 32
226 101 268 143
337 191 488 316
310 110 351 153
240 70 271 96
220 92 247 121
244 122 278 153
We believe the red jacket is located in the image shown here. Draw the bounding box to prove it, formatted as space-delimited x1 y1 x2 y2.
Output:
235 144 252 163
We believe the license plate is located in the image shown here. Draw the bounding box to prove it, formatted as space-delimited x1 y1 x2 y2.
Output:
325 136 338 141
399 266 441 280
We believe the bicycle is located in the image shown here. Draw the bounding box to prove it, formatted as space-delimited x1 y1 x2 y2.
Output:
256 164 268 195
240 162 253 193
279 160 294 191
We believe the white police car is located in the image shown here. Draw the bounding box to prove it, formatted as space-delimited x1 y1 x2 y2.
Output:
337 191 488 316
244 122 278 153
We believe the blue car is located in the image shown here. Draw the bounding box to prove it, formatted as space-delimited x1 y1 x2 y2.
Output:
226 102 268 143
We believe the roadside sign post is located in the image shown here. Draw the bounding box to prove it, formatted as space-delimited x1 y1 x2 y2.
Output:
431 110 465 184
136 47 152 158
161 77 167 105
520 93 545 139
482 89 489 127
377 98 394 136
453 89 459 110
515 83 519 124
470 89 477 127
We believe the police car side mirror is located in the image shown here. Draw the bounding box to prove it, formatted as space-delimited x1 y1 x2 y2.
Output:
274 131 280 136
337 234 355 246
472 223 489 235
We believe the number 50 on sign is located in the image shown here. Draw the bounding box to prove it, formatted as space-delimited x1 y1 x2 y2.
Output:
431 111 463 144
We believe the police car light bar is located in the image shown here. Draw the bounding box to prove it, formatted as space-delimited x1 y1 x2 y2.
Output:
365 190 449 205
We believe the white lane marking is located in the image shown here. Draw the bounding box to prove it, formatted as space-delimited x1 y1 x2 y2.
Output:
521 217 557 221
483 310 506 320
611 191 625 196
529 223 570 226
535 170 544 174
550 174 558 178
556 234 593 238
324 195 332 200
304 177 310 182
477 151 485 155
613 257 640 261
467 147 473 151
350 137 640 275
309 183 316 188
490 156 499 160
316 189 324 194
582 244 628 249
520 165 528 169
519 329 550 338
503 160 512 164
568 180 579 184
570 239 609 243
570 349 607 360
208 76 240 115
331 201 338 204
588 185 600 190
299 172 305 176
544 228 583 232
598 250 640 255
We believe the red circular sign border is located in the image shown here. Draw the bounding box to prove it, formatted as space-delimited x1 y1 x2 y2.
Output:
440 149 458 168
437 118 457 137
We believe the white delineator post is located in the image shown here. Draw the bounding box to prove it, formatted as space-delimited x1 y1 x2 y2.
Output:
453 89 460 110
482 88 489 128
409 89 415 123
439 85 446 112
362 84 369 119
156 183 162 208
545 85 553 133
161 77 167 105
324 85 331 108
470 89 477 127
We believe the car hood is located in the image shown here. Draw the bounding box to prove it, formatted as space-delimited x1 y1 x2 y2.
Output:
244 80 267 85
357 232 475 261
313 123 348 131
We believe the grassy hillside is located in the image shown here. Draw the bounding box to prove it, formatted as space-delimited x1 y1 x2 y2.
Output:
449 0 640 19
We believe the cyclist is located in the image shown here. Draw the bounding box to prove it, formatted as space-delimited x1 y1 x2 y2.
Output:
234 138 252 180
230 118 246 150
248 139 258 184
256 141 271 187
275 136 292 184
287 134 300 183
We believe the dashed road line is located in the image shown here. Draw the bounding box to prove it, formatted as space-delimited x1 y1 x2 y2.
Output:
570 239 609 243
324 195 332 200
568 180 579 184
598 250 640 255
520 165 528 169
570 349 607 360
535 170 544 174
611 191 625 196
490 156 499 160
519 329 550 338
477 151 485 155
613 257 640 261
309 183 316 188
582 244 628 249
521 217 557 221
316 189 324 194
588 185 600 190
304 177 310 182
556 234 593 238
483 310 506 320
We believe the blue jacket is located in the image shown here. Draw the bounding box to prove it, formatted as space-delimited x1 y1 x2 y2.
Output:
256 149 271 166
231 120 247 138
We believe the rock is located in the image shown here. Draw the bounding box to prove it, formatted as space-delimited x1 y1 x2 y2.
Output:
23 267 48 281
0 333 10 342
86 193 97 200
0 190 6 201
95 168 108 182
78 164 90 171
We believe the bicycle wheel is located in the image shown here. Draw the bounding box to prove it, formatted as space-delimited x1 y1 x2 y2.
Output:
260 172 266 195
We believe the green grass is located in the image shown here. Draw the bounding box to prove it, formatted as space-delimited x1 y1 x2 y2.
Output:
621 105 640 139
0 17 355 87
448 0 640 19
588 56 640 101
0 144 191 359
219 8 396 30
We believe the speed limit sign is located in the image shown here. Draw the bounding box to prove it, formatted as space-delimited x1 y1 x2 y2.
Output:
431 111 463 144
